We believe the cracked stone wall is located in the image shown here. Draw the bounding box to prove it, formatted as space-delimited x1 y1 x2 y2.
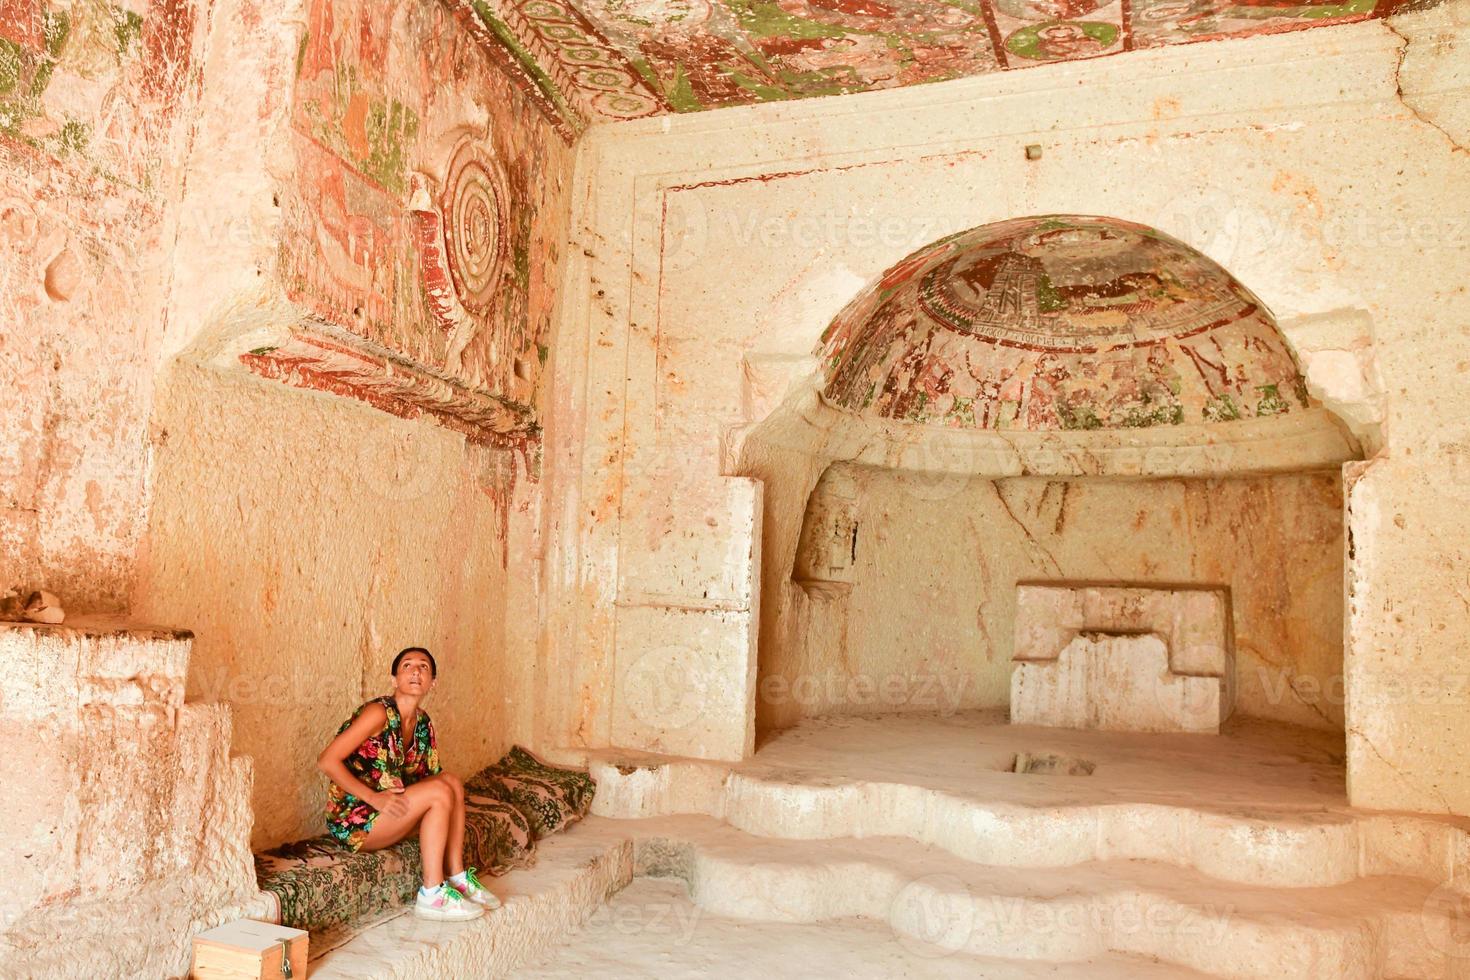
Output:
0 620 272 978
1 0 208 610
553 15 1470 814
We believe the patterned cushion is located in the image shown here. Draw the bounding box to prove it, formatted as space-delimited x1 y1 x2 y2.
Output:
256 751 594 932
255 835 420 932
464 791 537 874
464 746 597 839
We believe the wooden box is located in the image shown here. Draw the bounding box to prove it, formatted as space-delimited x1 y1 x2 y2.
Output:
191 919 308 979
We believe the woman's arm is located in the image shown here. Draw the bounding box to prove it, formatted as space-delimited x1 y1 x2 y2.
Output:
317 703 404 814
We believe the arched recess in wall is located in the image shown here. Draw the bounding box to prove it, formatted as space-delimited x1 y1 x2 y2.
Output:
734 214 1363 736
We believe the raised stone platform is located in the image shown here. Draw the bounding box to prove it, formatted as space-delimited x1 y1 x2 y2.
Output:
307 823 632 978
1011 584 1232 734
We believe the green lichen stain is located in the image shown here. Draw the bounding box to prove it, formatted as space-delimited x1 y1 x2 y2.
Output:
1 9 73 138
1118 402 1184 428
1293 377 1311 408
947 396 977 428
1203 394 1241 423
906 390 929 421
729 1 845 41
1036 274 1065 313
249 346 280 356
1231 0 1372 17
468 0 579 126
513 243 531 290
1058 403 1103 430
665 65 700 112
43 10 70 57
295 30 310 78
0 39 21 96
58 119 88 154
727 70 792 103
536 343 549 365
113 9 143 58
1255 384 1290 416
362 99 419 194
29 10 70 97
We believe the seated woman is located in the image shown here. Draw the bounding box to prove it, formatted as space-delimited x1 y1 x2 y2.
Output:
317 646 499 921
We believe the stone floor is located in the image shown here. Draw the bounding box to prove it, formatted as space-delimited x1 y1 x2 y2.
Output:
508 877 1213 978
589 708 1356 813
313 712 1470 978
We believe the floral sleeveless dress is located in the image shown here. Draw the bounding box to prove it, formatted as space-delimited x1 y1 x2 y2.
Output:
325 696 441 851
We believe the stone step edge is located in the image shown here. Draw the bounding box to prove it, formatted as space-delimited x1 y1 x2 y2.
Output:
619 815 1459 980
305 835 633 979
585 757 1470 892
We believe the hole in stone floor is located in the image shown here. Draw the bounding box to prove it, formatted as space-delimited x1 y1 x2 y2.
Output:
1007 752 1096 776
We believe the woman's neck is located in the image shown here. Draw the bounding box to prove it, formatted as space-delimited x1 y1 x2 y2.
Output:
393 692 422 723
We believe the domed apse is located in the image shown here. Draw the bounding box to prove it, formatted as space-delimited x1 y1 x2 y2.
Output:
753 213 1357 750
817 214 1309 432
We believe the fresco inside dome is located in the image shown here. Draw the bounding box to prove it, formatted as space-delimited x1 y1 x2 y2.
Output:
817 215 1311 431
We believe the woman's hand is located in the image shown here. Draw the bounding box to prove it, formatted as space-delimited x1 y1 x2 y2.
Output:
370 786 408 819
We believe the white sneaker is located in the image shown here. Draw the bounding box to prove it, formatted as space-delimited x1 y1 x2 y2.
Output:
451 868 501 910
413 882 483 921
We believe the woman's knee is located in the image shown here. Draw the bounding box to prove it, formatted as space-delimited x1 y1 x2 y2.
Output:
411 778 456 809
440 772 464 798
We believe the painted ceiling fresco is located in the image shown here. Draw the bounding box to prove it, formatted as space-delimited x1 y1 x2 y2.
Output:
456 0 1407 122
260 0 574 449
816 215 1310 431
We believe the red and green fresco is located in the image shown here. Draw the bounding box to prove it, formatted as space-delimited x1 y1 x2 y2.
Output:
815 215 1312 433
464 0 1399 120
0 0 191 177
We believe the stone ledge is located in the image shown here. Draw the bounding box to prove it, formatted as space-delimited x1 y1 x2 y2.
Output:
619 813 1455 980
308 829 633 979
577 713 1470 892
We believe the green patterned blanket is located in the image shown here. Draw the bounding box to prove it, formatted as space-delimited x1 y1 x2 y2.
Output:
255 746 595 932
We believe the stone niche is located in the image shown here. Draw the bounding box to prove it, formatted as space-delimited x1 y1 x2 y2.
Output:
1009 584 1232 734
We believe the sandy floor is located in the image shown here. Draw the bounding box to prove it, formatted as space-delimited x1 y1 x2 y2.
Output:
507 877 1211 979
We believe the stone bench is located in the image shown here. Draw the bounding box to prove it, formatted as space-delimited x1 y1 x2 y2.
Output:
255 748 596 936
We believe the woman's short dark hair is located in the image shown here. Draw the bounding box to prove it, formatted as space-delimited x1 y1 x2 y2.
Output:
391 646 437 678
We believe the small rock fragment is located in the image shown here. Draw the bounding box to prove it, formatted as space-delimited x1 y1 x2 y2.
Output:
21 590 65 624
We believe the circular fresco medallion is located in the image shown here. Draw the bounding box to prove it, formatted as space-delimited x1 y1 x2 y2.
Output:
441 141 509 315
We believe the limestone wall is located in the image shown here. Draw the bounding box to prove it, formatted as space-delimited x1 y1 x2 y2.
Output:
1 0 209 610
3 0 575 854
129 0 574 849
550 13 1470 812
757 469 1345 733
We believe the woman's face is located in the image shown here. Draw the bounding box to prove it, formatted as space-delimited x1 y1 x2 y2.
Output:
394 652 435 698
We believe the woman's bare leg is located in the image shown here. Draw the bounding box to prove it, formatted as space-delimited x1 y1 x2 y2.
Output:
417 773 467 876
359 779 456 886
